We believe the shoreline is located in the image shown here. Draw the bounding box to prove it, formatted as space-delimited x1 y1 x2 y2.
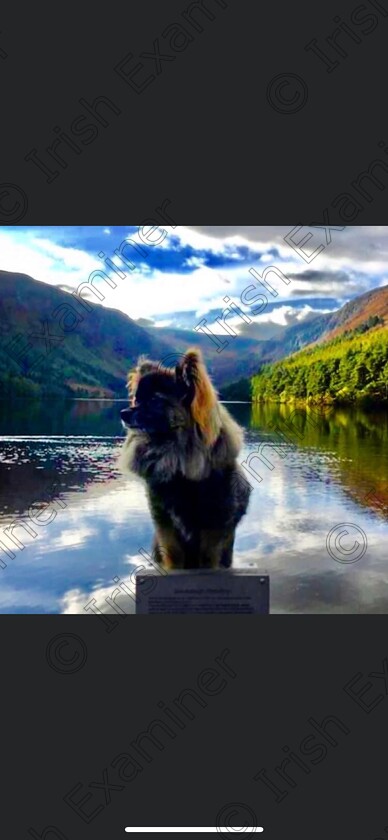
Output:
252 396 388 407
2 393 388 408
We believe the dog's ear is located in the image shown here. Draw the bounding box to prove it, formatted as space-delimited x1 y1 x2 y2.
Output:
178 348 220 445
137 355 158 376
127 356 158 401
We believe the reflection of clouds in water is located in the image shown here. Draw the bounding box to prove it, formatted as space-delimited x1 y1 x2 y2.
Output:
233 451 388 613
271 566 388 614
0 473 155 613
62 553 150 616
60 474 149 526
62 555 388 616
1 420 388 613
48 526 98 549
56 443 388 615
0 583 61 612
10 478 150 562
63 582 136 615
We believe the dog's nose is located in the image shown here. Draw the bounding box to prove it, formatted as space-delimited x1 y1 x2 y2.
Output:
120 408 133 424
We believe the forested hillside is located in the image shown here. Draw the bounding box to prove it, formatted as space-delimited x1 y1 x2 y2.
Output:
252 320 388 404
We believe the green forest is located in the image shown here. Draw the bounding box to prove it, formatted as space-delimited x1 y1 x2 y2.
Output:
251 320 388 404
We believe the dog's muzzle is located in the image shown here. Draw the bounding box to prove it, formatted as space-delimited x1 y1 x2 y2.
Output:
120 407 134 426
121 407 143 430
120 407 147 431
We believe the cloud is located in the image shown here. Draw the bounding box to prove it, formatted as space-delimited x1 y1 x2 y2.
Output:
1 225 387 325
287 269 350 283
135 317 155 327
187 226 388 272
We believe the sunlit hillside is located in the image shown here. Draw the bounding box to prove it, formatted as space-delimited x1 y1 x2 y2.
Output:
252 320 388 404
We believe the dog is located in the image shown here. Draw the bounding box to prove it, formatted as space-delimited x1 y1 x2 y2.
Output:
119 348 251 570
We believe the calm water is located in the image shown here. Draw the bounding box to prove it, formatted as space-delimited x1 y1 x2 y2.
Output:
0 398 387 614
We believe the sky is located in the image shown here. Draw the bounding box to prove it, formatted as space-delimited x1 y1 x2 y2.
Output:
1 225 387 337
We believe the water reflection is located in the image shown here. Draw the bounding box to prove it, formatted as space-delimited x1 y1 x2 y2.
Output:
0 398 387 613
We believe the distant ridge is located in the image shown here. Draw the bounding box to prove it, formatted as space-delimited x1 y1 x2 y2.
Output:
316 284 388 342
250 285 388 404
2 269 386 400
0 270 263 396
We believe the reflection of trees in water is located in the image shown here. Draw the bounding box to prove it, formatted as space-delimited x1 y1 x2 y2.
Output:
0 399 128 521
0 397 125 437
1 398 387 523
249 403 388 516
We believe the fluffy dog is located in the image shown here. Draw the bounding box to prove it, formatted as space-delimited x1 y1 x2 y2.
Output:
120 348 251 570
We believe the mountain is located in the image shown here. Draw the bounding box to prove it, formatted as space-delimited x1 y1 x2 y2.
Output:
0 271 264 397
250 285 388 404
145 325 265 385
245 285 388 363
249 312 331 363
219 313 333 399
314 284 388 342
3 269 387 402
0 271 173 398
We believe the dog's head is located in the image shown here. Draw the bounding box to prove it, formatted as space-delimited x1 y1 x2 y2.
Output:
120 348 221 445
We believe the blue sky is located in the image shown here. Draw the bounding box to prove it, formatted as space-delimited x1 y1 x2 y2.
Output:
1 225 387 337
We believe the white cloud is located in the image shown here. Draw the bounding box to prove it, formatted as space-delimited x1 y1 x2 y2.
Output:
0 229 97 290
97 265 237 320
188 225 388 273
1 226 387 324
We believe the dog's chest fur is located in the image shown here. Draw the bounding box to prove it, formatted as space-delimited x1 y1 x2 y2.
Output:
147 467 251 541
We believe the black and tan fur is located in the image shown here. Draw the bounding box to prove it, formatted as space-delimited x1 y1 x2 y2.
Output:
119 348 251 570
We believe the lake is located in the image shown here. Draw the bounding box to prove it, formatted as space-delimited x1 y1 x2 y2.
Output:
0 398 387 614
